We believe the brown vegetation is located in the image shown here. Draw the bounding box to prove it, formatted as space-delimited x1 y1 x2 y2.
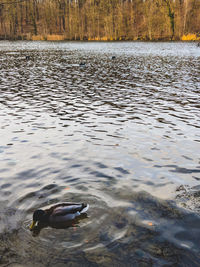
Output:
0 0 199 41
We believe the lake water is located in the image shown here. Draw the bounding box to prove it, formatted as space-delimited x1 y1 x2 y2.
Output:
0 41 200 266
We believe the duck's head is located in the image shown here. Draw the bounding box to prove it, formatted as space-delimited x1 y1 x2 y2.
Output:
30 209 45 230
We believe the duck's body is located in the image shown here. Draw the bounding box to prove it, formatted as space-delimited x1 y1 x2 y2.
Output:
30 202 89 230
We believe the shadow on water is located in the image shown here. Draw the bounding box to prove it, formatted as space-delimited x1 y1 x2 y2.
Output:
31 213 88 237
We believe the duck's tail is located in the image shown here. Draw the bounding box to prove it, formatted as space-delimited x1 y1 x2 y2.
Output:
80 203 89 213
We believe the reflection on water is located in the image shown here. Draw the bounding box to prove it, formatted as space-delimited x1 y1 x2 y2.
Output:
31 212 88 237
0 41 200 266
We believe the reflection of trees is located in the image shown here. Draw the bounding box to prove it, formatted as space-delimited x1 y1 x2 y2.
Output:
0 0 199 40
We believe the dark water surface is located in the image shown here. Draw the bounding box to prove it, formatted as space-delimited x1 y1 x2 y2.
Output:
0 41 200 266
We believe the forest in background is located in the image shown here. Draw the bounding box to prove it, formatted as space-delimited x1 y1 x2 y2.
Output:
0 0 200 41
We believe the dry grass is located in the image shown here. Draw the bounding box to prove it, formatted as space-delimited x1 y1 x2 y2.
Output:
32 35 45 41
181 33 200 41
31 35 65 41
46 35 65 41
88 36 115 41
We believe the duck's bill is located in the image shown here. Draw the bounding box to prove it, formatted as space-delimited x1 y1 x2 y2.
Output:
30 221 36 230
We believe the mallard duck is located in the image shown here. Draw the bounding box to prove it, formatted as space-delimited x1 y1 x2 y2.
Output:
30 202 89 230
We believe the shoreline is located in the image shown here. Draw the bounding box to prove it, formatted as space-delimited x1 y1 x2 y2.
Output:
176 185 200 215
0 34 200 42
0 39 200 43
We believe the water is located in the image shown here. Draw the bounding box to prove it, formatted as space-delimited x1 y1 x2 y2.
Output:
0 41 200 266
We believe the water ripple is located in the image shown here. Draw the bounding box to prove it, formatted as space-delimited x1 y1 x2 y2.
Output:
0 41 200 266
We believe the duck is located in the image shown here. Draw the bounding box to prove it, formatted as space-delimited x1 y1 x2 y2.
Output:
30 202 89 231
